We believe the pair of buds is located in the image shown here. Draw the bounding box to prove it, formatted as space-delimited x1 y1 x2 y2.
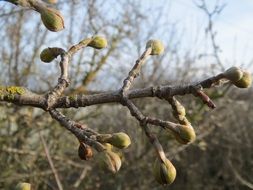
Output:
223 67 252 88
78 132 131 173
40 36 108 62
97 133 130 173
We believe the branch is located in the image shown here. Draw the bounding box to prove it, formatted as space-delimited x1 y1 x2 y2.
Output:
228 157 253 189
0 73 227 109
40 133 63 190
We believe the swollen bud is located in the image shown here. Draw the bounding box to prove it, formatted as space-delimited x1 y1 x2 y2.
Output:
15 183 31 190
153 158 176 185
39 7 64 32
146 40 164 55
232 71 252 88
40 47 62 63
88 36 107 49
108 132 131 149
174 125 196 144
223 67 243 82
98 150 121 173
78 142 93 160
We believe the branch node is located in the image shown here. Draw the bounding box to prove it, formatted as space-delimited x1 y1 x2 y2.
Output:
140 116 148 127
152 86 163 99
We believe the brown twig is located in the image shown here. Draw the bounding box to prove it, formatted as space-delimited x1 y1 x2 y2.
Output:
39 132 63 190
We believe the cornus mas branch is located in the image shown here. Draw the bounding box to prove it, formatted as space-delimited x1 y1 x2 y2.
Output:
0 73 232 109
1 1 252 186
1 43 252 187
0 38 251 185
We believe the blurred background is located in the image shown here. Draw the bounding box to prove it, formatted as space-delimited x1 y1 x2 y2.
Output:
0 0 252 189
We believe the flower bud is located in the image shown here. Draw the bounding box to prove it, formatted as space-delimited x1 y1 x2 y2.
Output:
98 150 121 173
88 36 107 49
39 7 64 32
78 142 93 160
223 67 243 82
15 183 31 190
174 125 196 144
232 71 252 88
153 158 176 185
146 40 164 55
108 132 131 149
40 47 62 63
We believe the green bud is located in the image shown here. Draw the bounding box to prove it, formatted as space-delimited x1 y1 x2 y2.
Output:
88 36 107 49
232 71 252 88
40 47 62 63
108 132 131 149
98 150 121 173
15 183 31 190
40 7 64 32
174 125 196 144
146 40 164 55
78 142 93 160
224 67 243 82
153 158 176 185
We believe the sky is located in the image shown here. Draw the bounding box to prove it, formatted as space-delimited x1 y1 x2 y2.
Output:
160 0 253 69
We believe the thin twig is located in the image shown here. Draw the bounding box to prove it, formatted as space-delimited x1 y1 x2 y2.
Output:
40 133 64 190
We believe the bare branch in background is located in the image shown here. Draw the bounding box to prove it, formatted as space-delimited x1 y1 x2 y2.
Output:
196 0 226 71
40 133 63 190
